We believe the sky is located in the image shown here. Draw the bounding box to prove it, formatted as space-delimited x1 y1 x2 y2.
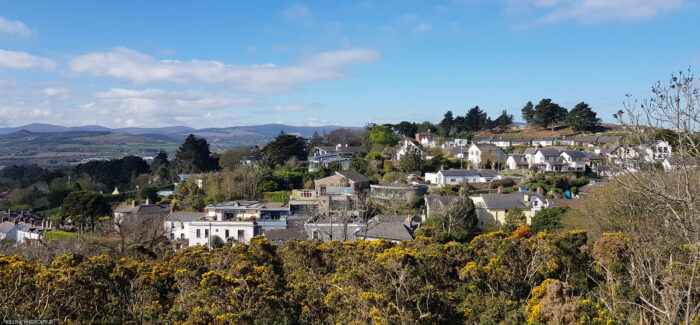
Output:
0 0 699 129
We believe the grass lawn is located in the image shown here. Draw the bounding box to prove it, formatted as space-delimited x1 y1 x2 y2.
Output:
45 230 77 240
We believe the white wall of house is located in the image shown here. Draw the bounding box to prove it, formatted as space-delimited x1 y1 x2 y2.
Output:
187 221 256 246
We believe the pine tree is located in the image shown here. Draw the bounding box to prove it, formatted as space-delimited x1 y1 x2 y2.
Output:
566 102 601 131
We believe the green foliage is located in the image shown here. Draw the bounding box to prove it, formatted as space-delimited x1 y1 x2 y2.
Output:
566 102 601 131
45 230 77 240
74 156 150 190
263 134 309 166
417 197 478 243
399 145 424 172
532 98 568 129
522 101 535 124
58 190 111 231
531 207 568 233
218 146 253 170
349 154 368 175
139 186 159 203
173 134 219 173
369 125 399 147
503 208 526 232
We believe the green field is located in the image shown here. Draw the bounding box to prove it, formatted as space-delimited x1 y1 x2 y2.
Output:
45 230 77 240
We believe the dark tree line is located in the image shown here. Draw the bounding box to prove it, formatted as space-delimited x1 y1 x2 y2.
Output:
522 99 600 131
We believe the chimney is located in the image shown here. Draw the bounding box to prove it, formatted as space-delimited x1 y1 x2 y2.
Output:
497 185 504 194
467 165 472 170
131 200 136 207
170 203 176 213
145 198 151 205
536 186 544 195
440 164 444 171
491 163 496 170
524 194 529 201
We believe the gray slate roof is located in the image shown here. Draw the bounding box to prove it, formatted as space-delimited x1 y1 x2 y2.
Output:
440 169 497 178
337 170 370 183
166 211 206 222
562 150 588 157
114 204 171 214
359 221 413 241
537 148 561 157
0 221 16 234
473 192 544 210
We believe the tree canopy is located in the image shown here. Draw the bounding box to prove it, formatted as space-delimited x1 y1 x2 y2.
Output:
58 190 111 231
369 125 399 148
173 134 219 173
566 102 601 131
533 99 568 129
263 134 309 166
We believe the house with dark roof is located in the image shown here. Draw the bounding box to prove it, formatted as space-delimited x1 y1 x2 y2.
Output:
467 143 507 167
506 154 529 170
315 170 370 195
314 144 368 157
532 148 565 172
470 192 550 225
560 150 587 171
164 211 207 241
356 220 414 242
396 138 427 161
114 199 171 224
424 168 499 186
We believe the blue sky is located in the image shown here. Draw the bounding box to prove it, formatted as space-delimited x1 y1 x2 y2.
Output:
0 0 699 128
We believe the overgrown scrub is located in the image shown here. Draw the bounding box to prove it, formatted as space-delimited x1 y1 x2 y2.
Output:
1 228 681 324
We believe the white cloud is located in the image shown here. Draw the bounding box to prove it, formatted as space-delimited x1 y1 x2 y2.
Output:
69 47 379 93
0 16 34 37
281 4 313 24
0 49 56 70
306 117 331 126
413 23 433 33
520 0 688 24
273 104 311 113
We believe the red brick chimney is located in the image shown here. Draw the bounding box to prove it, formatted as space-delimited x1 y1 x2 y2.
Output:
498 185 504 194
467 165 472 170
170 203 176 213
131 200 136 207
536 186 544 195
440 164 444 171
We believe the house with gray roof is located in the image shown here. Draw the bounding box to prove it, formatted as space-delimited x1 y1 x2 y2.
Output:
424 168 499 186
470 192 550 225
357 221 413 242
467 143 508 167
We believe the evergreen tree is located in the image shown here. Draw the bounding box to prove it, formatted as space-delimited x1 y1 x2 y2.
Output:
263 134 309 166
173 134 219 173
464 106 487 131
393 121 418 138
309 131 325 147
58 190 111 232
521 101 535 124
533 98 568 129
399 145 424 173
439 111 454 136
494 110 514 129
566 102 601 131
502 208 526 232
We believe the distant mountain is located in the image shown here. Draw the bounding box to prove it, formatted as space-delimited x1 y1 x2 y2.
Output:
0 123 354 137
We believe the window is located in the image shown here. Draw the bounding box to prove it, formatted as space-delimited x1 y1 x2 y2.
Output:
204 229 209 238
180 233 185 239
312 230 320 239
225 229 229 238
237 230 245 240
181 222 184 229
196 229 201 238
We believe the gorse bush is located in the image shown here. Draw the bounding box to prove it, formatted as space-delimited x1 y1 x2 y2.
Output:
0 231 672 324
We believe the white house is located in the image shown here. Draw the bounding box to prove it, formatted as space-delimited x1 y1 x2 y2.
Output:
467 143 507 167
187 220 256 246
532 137 556 147
560 150 588 171
506 154 529 170
424 169 499 186
164 211 206 241
492 137 512 148
639 140 672 162
396 140 427 160
532 148 565 172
